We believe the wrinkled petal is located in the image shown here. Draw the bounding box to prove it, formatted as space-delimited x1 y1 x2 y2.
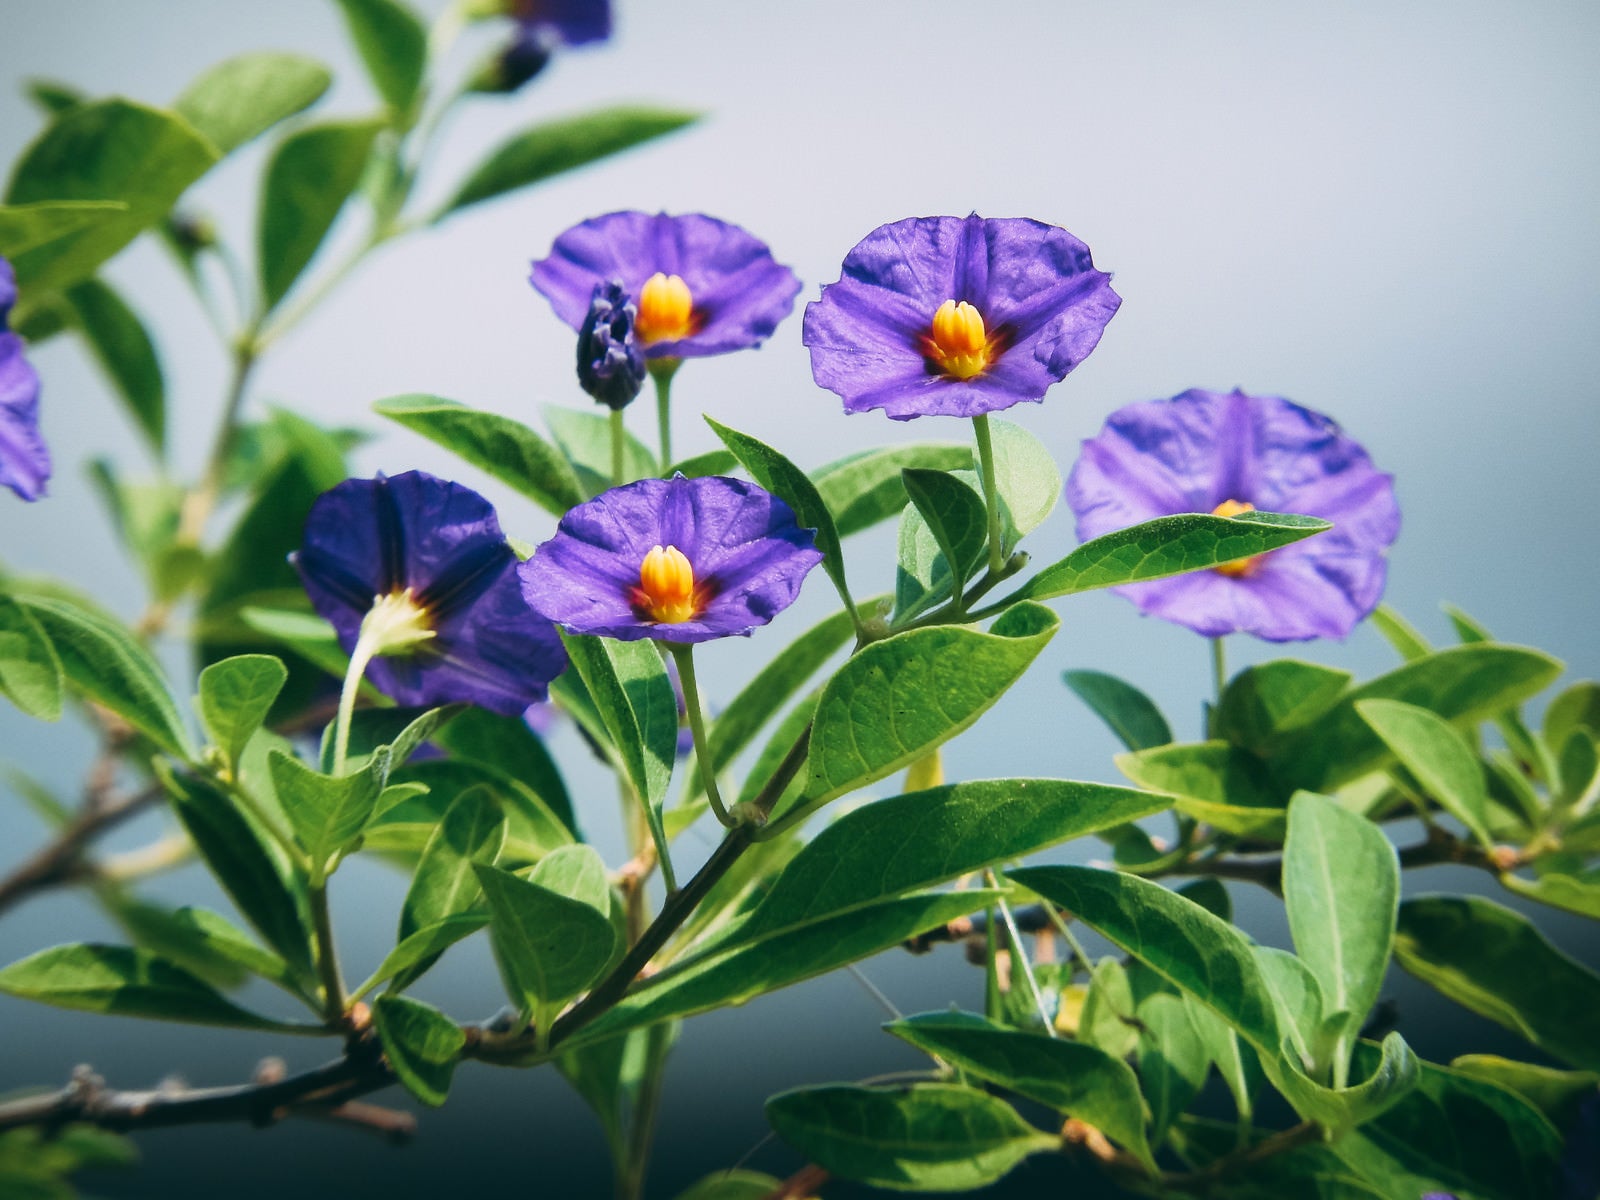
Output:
530 211 801 359
804 214 1120 420
519 474 823 644
0 259 48 502
1067 389 1399 642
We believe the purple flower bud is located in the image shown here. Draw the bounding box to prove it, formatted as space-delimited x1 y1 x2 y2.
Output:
576 280 646 411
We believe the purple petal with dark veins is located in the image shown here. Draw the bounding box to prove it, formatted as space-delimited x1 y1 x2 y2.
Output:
0 259 48 501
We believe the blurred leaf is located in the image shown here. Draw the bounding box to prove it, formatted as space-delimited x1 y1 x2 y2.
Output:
1546 681 1600 758
333 0 427 117
1137 992 1208 1145
1395 895 1600 1070
902 468 988 597
24 78 87 116
16 593 189 755
174 52 332 154
1079 957 1139 1060
439 106 700 219
1449 1055 1599 1129
709 416 854 611
1062 669 1171 752
0 593 62 721
1183 996 1260 1122
375 394 585 517
543 405 655 497
1357 698 1495 848
0 944 310 1032
197 654 287 776
802 603 1058 808
1010 511 1330 603
1499 871 1600 921
379 758 572 863
1116 740 1285 838
987 418 1059 548
813 442 971 537
764 1083 1054 1193
889 1012 1156 1171
1215 660 1351 753
670 1170 786 1200
1556 729 1598 809
1010 865 1280 1054
667 448 738 479
1283 792 1398 1065
1370 604 1432 662
4 99 218 291
0 200 126 259
62 276 165 454
105 899 305 1000
433 705 575 834
475 862 616 1022
374 993 464 1107
258 117 383 310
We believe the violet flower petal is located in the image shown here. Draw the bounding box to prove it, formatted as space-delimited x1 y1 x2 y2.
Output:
0 257 49 501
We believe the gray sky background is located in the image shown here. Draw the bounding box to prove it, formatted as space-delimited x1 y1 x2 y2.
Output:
1 2 1597 1194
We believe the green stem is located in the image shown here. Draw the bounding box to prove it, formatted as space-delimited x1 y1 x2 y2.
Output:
988 870 1057 1036
670 646 732 828
617 1021 673 1200
652 364 674 473
256 229 390 352
331 633 379 778
972 414 1006 576
1211 636 1228 707
610 407 626 487
176 340 258 546
309 880 346 1022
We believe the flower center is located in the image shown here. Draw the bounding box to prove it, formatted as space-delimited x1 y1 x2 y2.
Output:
631 544 706 624
359 588 438 656
1211 499 1263 577
634 272 697 343
923 299 993 381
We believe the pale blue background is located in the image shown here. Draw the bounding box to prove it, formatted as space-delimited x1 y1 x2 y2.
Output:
1 1 1597 1195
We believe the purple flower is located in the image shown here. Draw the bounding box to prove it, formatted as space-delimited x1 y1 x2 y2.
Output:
576 280 646 410
294 471 568 716
511 0 610 47
1066 389 1399 642
0 257 49 501
530 212 802 360
802 214 1121 421
518 474 823 644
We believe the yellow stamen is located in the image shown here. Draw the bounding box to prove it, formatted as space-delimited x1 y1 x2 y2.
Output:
924 299 993 380
1211 499 1262 577
635 272 697 343
632 544 703 624
360 588 437 656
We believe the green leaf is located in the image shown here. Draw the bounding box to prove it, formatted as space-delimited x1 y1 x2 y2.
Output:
892 501 959 622
1269 1031 1420 1134
901 468 988 597
1062 669 1171 752
258 117 383 310
1546 679 1600 749
269 749 386 869
105 900 304 999
736 779 1170 952
764 1083 1055 1193
1283 792 1398 1064
813 443 973 537
0 201 127 259
173 52 332 155
1009 511 1330 604
1183 997 1259 1121
1449 1055 1600 1130
333 0 427 116
986 418 1060 548
1255 946 1332 1074
542 405 655 497
1271 644 1563 794
353 914 487 999
373 994 465 1107
0 944 308 1032
161 769 313 978
560 633 676 821
670 1170 786 1200
583 891 1000 1043
1009 865 1280 1054
1075 957 1137 1059
1137 992 1208 1144
438 106 700 219
1356 698 1495 848
802 602 1058 808
709 416 854 612
667 448 739 479
236 606 345 677
399 784 505 940
432 706 575 835
15 593 190 756
373 394 585 518
890 1012 1156 1172
196 655 287 775
474 862 617 1019
1499 870 1600 920
1115 740 1286 839
0 593 62 721
1370 604 1432 662
1215 660 1352 753
1394 895 1600 1070
377 758 572 864
4 100 219 291
61 277 165 455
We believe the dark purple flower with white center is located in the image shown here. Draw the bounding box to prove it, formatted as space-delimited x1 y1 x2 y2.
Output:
530 212 802 360
518 474 823 644
293 471 568 716
1066 389 1400 642
803 214 1121 421
0 257 49 501
577 280 646 410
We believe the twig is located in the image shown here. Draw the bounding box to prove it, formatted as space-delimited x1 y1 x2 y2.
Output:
762 1164 830 1200
0 783 163 917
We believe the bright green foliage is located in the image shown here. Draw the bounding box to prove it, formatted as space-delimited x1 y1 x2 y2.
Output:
1357 698 1496 847
544 406 657 496
813 443 972 536
374 395 586 517
986 418 1060 548
1116 740 1286 838
374 994 466 1107
474 862 617 1025
269 749 388 872
0 200 127 260
0 593 63 721
354 914 487 1000
1214 660 1352 753
333 0 428 117
764 1083 1056 1193
901 467 988 598
431 706 575 834
197 654 287 776
174 52 332 155
399 785 506 940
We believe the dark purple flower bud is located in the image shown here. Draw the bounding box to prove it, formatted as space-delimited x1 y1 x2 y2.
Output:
0 256 49 502
576 280 646 411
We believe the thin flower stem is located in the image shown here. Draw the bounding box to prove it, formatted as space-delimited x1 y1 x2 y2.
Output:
653 365 674 472
671 646 732 828
610 407 627 487
255 229 390 352
175 340 259 547
331 636 379 778
987 869 1057 1037
1211 636 1228 707
1042 902 1094 975
972 413 1006 576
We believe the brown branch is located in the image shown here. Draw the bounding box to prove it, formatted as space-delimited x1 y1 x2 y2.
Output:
0 783 163 917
